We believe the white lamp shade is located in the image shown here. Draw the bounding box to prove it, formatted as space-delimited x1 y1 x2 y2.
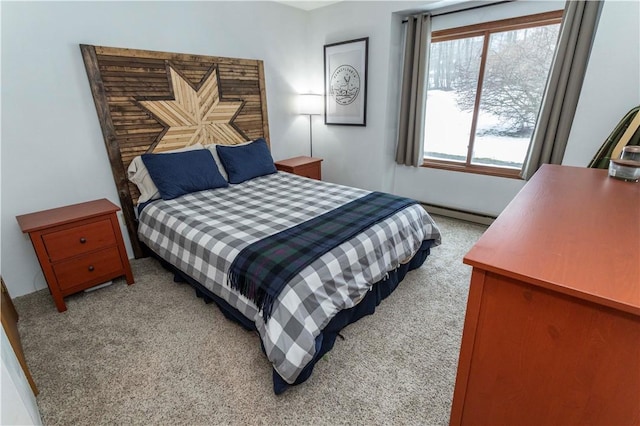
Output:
299 94 323 115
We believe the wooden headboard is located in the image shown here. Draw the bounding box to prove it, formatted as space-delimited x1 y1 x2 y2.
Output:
81 45 270 258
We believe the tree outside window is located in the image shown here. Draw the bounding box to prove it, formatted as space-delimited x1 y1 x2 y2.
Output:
423 11 563 178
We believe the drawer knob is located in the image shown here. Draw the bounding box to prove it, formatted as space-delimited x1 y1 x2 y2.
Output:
88 265 95 272
79 237 87 244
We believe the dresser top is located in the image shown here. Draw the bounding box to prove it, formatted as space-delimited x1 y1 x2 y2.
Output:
464 164 640 315
16 198 120 233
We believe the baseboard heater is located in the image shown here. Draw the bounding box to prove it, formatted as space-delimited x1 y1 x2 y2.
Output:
420 202 496 226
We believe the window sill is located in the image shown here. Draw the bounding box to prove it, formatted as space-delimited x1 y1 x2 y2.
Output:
422 159 524 180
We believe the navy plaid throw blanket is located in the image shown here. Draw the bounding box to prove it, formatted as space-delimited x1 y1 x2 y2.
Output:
228 191 418 321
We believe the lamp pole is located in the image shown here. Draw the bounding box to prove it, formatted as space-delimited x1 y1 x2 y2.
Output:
299 93 323 157
308 114 314 157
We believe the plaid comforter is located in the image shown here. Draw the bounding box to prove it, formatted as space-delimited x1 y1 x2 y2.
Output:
229 192 418 321
138 172 441 384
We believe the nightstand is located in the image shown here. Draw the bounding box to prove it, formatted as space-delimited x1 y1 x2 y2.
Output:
16 199 134 312
275 156 323 180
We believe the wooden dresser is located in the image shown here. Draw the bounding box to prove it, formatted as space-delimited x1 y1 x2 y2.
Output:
450 165 640 425
275 156 323 180
16 199 134 312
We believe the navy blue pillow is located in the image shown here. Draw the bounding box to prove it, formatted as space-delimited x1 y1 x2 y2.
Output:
141 149 228 200
216 138 277 184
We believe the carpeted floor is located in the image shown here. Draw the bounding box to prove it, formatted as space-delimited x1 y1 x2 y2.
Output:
14 215 487 426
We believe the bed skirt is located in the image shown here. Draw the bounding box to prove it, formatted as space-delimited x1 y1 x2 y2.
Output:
148 239 434 394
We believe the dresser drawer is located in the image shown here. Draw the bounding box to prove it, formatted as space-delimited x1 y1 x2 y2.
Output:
43 219 116 261
52 247 123 292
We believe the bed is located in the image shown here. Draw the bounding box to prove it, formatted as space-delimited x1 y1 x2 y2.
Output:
81 45 442 393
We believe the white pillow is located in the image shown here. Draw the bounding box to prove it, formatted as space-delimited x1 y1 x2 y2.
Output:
128 143 205 203
205 140 253 181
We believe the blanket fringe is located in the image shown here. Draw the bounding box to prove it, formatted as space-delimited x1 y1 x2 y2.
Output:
228 270 274 321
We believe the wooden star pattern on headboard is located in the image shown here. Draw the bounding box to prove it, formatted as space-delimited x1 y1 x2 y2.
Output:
139 65 247 152
80 45 270 258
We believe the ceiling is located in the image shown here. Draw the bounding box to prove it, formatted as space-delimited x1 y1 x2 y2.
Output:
275 1 343 11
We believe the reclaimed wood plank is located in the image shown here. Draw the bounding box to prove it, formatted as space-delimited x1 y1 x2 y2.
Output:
81 44 270 256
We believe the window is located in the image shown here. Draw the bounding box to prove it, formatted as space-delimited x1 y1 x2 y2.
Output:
423 11 563 178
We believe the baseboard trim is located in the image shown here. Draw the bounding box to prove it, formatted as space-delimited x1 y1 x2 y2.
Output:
421 203 496 226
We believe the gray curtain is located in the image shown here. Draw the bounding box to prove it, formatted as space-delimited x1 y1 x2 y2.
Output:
395 14 431 167
521 0 604 179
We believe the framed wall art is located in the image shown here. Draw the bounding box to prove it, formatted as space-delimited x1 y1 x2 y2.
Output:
324 37 368 126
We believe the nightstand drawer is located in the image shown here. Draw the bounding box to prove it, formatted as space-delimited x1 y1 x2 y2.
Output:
43 219 116 261
52 247 123 292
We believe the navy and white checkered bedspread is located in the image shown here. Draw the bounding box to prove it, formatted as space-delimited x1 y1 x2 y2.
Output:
138 172 441 383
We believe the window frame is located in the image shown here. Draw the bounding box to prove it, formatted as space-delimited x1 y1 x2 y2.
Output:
422 10 564 179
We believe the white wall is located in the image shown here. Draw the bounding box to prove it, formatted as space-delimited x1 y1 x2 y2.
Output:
1 1 310 297
307 1 560 216
563 0 640 166
307 1 423 193
308 0 639 216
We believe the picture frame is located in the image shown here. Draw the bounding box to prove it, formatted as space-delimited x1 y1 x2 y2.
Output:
324 37 368 126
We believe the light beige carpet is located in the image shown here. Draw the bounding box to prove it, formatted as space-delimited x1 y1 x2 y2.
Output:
14 215 487 425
